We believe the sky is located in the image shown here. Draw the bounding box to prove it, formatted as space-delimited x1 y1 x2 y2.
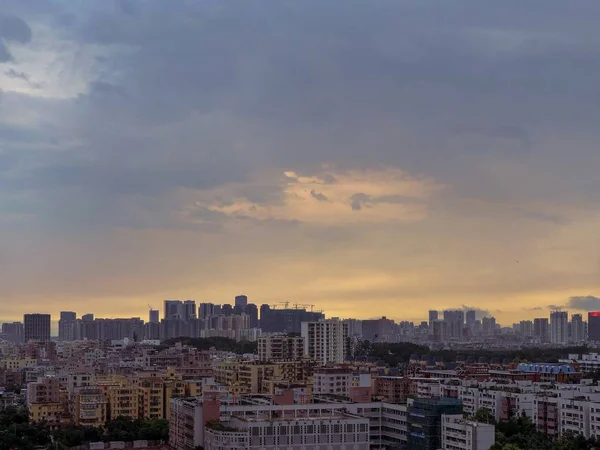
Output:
1 0 600 327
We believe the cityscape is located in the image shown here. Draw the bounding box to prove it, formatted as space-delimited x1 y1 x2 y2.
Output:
2 298 600 449
3 1 600 450
2 297 598 349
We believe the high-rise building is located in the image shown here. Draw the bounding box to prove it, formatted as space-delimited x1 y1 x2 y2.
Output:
58 311 77 341
183 300 197 320
533 318 549 342
301 318 348 365
588 312 600 342
260 305 325 334
465 310 476 328
221 304 233 316
1 322 23 344
407 398 463 450
257 334 305 361
24 314 51 342
82 313 94 322
519 320 533 337
428 310 438 326
164 300 184 320
149 309 159 324
570 314 585 343
245 303 259 328
482 317 496 336
443 310 464 339
199 303 216 319
550 311 569 345
362 317 395 341
235 295 248 308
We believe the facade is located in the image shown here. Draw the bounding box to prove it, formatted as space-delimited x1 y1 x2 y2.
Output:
24 313 51 342
589 312 600 342
149 309 159 324
204 414 370 450
257 334 304 361
570 314 585 343
58 311 76 341
301 318 348 365
534 318 550 342
260 305 324 334
407 397 463 450
440 414 495 450
550 311 569 345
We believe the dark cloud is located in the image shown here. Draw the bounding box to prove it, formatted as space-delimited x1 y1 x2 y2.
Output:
350 193 419 211
567 296 600 311
310 190 328 202
0 14 32 43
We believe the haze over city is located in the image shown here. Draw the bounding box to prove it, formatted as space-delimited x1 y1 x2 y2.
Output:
2 0 600 326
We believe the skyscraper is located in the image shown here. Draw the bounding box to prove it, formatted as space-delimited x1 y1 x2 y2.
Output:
149 309 159 324
164 300 183 320
443 310 464 339
183 300 197 320
588 312 600 342
221 304 233 316
570 314 585 343
533 318 549 342
245 303 259 328
465 310 476 328
58 311 76 341
550 311 568 345
428 310 438 326
24 314 51 342
235 295 248 308
199 303 216 319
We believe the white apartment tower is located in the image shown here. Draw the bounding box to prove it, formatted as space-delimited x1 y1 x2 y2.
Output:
550 311 569 345
301 318 348 364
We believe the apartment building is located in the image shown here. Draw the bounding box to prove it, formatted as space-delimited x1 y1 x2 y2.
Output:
27 377 66 425
441 414 495 450
73 388 107 427
257 333 304 361
301 318 348 365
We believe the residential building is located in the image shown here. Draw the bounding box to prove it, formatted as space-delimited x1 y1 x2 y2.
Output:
550 311 569 345
407 397 463 450
257 334 304 361
302 318 348 365
24 313 51 342
58 311 77 341
441 414 495 450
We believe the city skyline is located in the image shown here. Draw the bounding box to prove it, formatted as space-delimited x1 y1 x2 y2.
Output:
1 1 600 325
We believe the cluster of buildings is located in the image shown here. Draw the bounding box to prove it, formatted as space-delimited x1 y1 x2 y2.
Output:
6 299 600 449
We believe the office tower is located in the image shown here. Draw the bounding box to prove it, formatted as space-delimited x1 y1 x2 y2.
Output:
1 322 24 344
260 304 325 333
550 311 568 345
183 300 197 320
58 311 77 341
533 318 549 342
164 300 184 320
245 303 259 328
221 304 233 316
301 318 348 365
588 312 600 342
443 310 464 339
428 310 438 326
570 314 585 343
149 309 159 324
235 295 248 308
82 313 94 322
465 310 476 328
24 313 51 342
482 316 496 336
199 303 217 319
